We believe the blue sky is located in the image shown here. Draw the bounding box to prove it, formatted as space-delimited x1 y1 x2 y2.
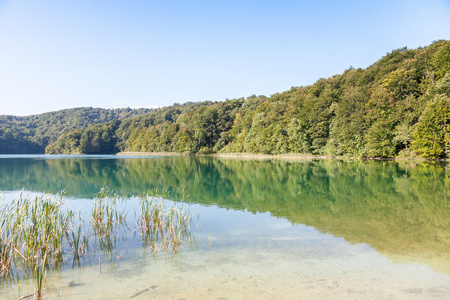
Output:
1 0 450 116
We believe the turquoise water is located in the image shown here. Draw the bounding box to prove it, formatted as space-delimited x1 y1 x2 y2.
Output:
0 155 449 299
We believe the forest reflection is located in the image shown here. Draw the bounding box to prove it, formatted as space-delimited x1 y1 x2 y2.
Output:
0 156 449 274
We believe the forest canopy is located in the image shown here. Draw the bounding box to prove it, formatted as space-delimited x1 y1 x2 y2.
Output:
0 107 151 154
3 40 450 159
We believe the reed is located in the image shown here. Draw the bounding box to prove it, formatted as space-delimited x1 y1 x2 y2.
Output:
0 188 198 298
90 187 128 259
34 244 48 299
0 229 14 278
91 187 127 237
136 190 197 253
68 225 90 259
0 192 81 298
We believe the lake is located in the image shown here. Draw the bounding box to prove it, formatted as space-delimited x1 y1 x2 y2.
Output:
0 155 449 299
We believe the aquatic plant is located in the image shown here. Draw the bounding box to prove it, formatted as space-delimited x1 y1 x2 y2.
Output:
91 187 127 237
136 190 197 253
67 225 90 260
33 247 47 299
0 188 198 298
91 187 129 259
0 229 14 278
0 192 78 299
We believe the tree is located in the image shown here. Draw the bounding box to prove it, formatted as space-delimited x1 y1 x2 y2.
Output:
433 41 450 80
364 118 396 158
412 94 450 158
286 118 310 153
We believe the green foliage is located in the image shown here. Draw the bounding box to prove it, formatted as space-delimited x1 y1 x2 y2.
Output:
326 87 366 156
412 94 450 158
0 107 151 154
364 118 396 157
47 122 120 154
432 40 450 80
286 118 311 153
8 40 450 159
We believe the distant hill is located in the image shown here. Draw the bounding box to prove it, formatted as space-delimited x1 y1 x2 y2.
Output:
14 40 450 158
0 107 151 153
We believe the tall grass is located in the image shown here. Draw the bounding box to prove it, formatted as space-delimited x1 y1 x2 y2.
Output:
0 188 198 298
91 187 128 258
91 187 127 235
0 192 77 298
0 228 14 278
136 190 197 253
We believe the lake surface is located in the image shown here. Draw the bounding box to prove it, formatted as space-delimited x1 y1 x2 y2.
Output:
0 155 449 299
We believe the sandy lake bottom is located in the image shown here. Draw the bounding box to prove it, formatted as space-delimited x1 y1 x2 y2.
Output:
4 205 449 300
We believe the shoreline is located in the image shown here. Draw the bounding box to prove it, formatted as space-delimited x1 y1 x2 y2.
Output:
116 152 449 162
116 151 189 156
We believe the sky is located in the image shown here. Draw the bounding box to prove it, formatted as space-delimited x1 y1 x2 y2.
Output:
1 0 450 116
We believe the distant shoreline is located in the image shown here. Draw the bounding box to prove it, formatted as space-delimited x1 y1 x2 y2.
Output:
116 152 447 162
116 152 327 159
116 152 189 156
116 151 329 160
211 153 329 160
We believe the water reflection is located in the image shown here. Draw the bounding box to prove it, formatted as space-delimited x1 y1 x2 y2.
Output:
0 156 449 274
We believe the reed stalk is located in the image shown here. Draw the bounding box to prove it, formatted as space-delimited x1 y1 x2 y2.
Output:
136 190 197 253
1 188 198 298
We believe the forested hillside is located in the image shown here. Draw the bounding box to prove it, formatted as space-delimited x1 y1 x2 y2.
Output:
0 107 151 153
43 40 450 158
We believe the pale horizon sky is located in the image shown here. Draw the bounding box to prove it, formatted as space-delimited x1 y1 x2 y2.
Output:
1 0 450 116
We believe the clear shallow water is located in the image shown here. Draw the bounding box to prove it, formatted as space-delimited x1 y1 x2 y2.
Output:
0 155 449 299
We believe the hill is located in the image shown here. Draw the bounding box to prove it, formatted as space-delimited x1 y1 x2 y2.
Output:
0 107 151 153
31 40 450 158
